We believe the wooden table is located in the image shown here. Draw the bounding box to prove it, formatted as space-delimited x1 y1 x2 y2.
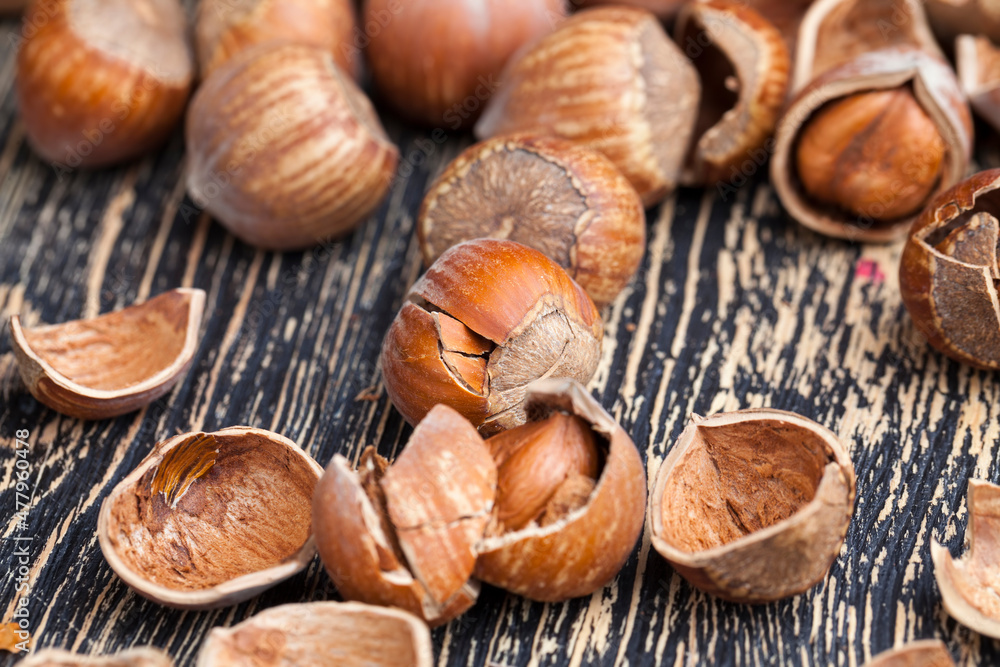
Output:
2 12 1000 667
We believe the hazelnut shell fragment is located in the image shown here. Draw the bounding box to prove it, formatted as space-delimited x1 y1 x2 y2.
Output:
572 0 685 20
932 479 1000 639
741 0 813 62
9 288 205 420
196 601 433 667
650 409 856 604
956 35 1000 134
474 379 646 602
381 239 603 436
16 648 173 667
899 169 1000 370
862 641 955 667
98 427 323 609
475 7 701 206
771 47 973 242
417 134 645 307
925 0 1000 45
312 405 497 626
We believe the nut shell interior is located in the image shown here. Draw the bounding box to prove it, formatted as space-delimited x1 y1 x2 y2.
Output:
862 641 955 667
98 427 323 609
650 409 856 604
196 601 433 667
9 288 205 420
957 35 1000 134
16 648 173 667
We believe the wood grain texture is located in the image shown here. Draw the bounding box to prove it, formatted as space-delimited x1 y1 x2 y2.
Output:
2 10 1000 667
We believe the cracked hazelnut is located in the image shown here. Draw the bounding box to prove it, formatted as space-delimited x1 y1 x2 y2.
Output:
899 169 1000 370
196 0 359 79
9 288 205 420
17 648 173 667
932 479 1000 639
312 405 496 626
863 641 955 667
650 409 856 604
196 602 432 667
98 427 323 609
380 239 603 436
417 134 645 308
475 379 646 602
475 6 700 206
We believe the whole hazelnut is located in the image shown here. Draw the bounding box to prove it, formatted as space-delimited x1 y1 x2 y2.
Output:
16 0 194 168
364 0 565 127
795 88 946 222
417 134 646 307
195 0 359 78
380 239 603 435
185 43 399 250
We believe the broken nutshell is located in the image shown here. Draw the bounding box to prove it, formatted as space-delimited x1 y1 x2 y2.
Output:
956 35 1000 134
899 169 1000 370
98 427 323 609
649 409 856 604
417 134 645 308
475 379 647 602
932 479 1000 639
862 641 955 667
196 601 432 667
9 288 205 420
16 648 173 667
925 0 1000 45
312 405 497 626
380 239 603 436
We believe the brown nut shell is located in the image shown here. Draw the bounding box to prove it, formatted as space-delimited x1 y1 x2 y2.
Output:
380 239 603 435
925 0 1000 45
196 601 433 667
899 169 1000 370
771 47 973 242
16 648 173 667
417 134 645 307
312 405 496 626
98 427 323 609
474 379 646 602
16 0 194 168
185 42 399 251
957 35 1000 134
863 641 955 667
196 0 359 79
0 0 27 14
650 409 856 604
572 0 685 20
741 0 813 61
932 480 1000 639
9 288 205 420
674 0 789 186
475 7 700 207
792 0 942 93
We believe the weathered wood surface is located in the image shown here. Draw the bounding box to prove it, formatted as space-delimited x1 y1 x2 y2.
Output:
2 13 1000 667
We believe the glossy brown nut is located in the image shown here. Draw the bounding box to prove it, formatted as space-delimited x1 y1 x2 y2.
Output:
365 0 564 128
572 0 685 20
196 0 359 79
16 0 194 168
16 648 173 667
932 480 1000 639
474 379 647 602
925 0 1000 45
863 641 955 667
475 7 700 207
650 409 856 604
185 42 399 251
98 427 323 609
772 47 972 242
196 602 433 667
417 134 645 307
312 405 496 626
380 239 603 435
957 35 1000 134
674 0 790 186
899 169 1000 370
9 289 205 420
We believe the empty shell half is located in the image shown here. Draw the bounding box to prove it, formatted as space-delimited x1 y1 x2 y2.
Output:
98 427 323 609
16 648 173 667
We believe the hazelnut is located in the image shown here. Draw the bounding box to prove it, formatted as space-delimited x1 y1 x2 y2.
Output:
380 239 603 435
196 602 432 667
957 34 1000 135
899 169 1000 370
196 0 360 79
795 88 946 222
16 648 173 667
185 42 399 251
863 641 955 667
98 427 323 609
571 0 685 20
16 0 195 168
0 0 27 14
649 409 856 604
417 134 645 307
475 7 700 207
932 479 1000 639
475 379 646 601
364 0 565 128
8 288 205 420
312 405 496 626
